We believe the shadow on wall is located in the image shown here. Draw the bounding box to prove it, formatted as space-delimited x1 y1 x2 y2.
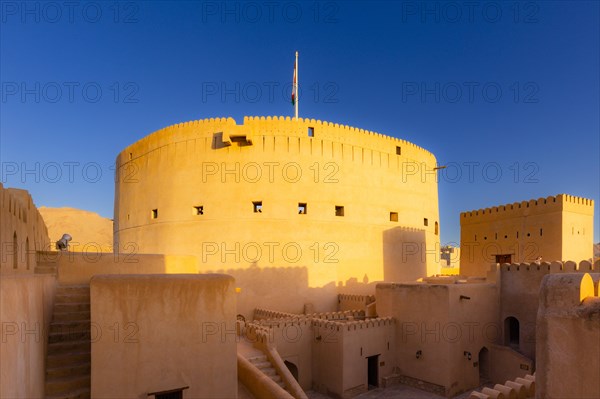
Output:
383 227 427 283
210 263 378 319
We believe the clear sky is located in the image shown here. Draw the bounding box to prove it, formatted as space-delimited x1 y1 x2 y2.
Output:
1 0 598 245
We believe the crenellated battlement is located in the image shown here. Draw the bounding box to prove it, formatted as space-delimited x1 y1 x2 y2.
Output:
119 115 436 164
460 194 594 220
499 260 599 273
253 308 299 321
312 317 395 332
253 308 367 324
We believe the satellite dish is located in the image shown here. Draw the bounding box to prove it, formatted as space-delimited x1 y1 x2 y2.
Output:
56 234 72 251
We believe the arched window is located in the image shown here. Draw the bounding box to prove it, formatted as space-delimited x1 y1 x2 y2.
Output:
435 221 439 235
25 237 30 270
13 231 18 269
504 316 520 347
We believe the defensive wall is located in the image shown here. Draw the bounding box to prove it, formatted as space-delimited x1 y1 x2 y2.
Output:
114 116 441 313
460 194 594 277
498 260 600 360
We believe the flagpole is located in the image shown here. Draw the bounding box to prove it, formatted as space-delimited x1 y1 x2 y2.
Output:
295 51 299 120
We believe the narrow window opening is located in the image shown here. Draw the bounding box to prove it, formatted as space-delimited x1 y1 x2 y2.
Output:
495 233 498 240
151 209 158 219
13 231 18 269
434 221 439 235
253 201 263 213
395 146 401 155
25 237 30 270
527 233 531 237
423 218 428 226
194 205 204 215
390 212 398 222
127 214 130 220
129 152 132 160
484 236 487 240
298 203 307 214
475 234 477 241
308 127 314 137
516 232 519 238
539 228 542 236
335 206 344 217
504 235 508 239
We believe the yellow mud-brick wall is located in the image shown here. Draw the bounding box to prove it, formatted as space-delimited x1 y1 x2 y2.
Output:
114 116 440 311
460 194 594 277
561 194 594 263
0 183 50 273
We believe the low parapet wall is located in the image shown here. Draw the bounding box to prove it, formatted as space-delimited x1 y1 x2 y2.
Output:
500 260 599 273
338 294 375 312
37 251 198 284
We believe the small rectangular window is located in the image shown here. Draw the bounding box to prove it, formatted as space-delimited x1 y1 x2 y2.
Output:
390 212 398 222
298 203 307 214
253 201 263 213
151 209 158 219
308 127 315 137
335 205 344 217
194 205 204 215
396 146 401 155
423 218 428 226
540 228 543 236
129 152 133 160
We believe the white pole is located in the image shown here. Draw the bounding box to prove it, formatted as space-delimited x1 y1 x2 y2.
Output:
295 51 299 120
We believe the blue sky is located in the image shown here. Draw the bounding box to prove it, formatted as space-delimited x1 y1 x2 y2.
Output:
1 0 598 245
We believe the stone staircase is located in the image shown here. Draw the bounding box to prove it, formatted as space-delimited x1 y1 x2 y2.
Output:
45 285 91 399
35 251 59 275
468 373 535 399
247 354 287 391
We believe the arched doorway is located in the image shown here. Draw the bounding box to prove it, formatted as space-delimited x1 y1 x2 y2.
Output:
284 360 298 382
504 317 520 348
479 347 490 384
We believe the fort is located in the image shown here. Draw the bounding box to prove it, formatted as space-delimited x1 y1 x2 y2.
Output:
0 116 598 399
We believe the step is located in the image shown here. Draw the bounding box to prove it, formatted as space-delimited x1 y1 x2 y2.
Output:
48 340 90 355
50 320 91 335
56 285 90 293
248 355 268 363
261 367 277 377
35 265 57 274
251 361 272 369
54 303 90 313
45 374 90 396
36 259 59 266
46 361 90 379
53 311 90 323
49 330 91 344
46 387 91 399
47 351 90 369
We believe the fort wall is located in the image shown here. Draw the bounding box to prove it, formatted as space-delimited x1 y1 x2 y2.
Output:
91 274 237 398
0 274 56 398
460 195 594 277
499 260 599 360
114 116 441 314
1 183 50 273
536 273 600 398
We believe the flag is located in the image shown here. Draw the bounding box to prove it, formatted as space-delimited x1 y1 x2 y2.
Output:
291 62 297 105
